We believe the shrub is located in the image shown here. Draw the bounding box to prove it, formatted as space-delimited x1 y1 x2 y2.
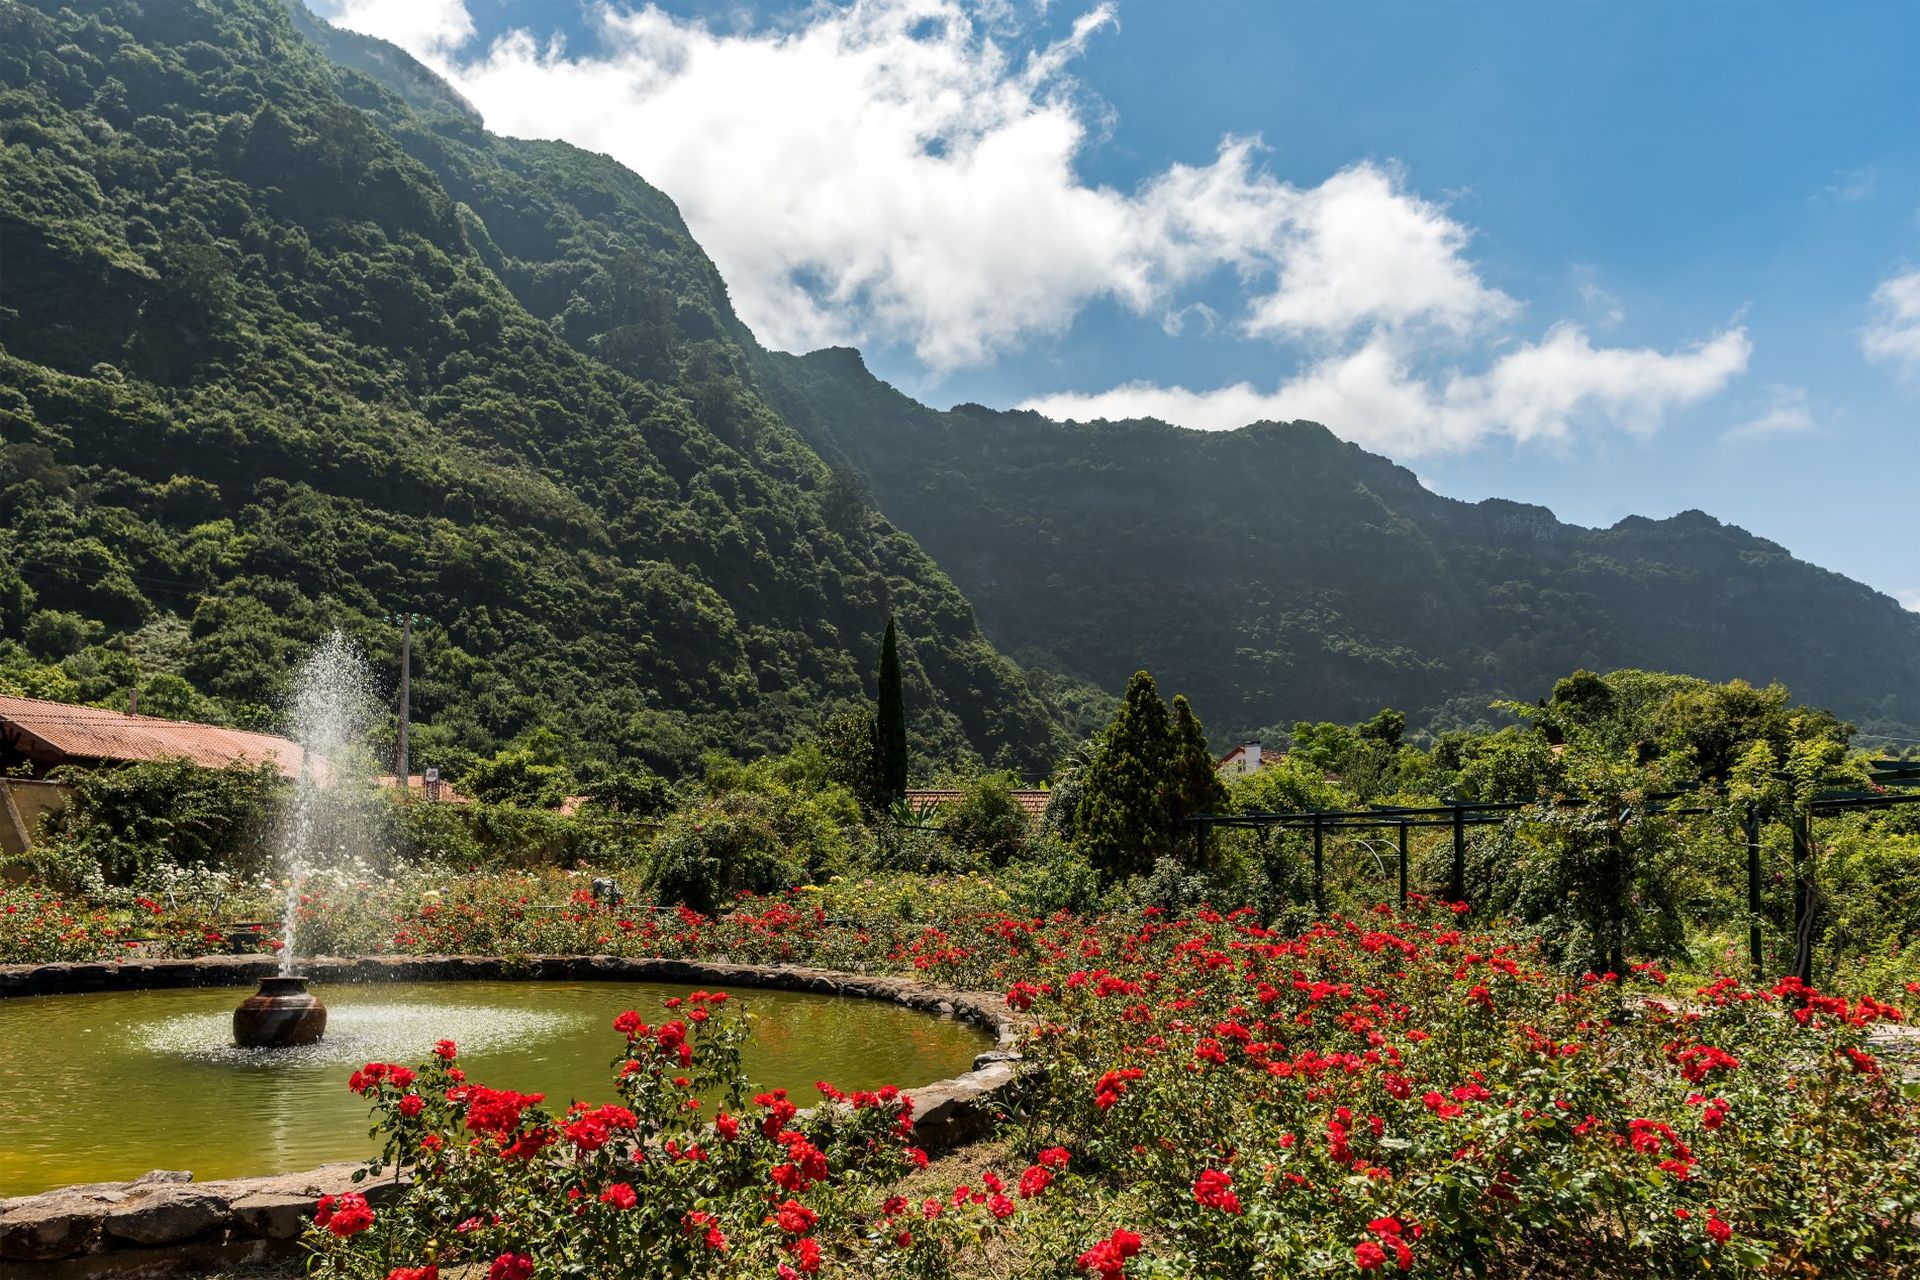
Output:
646 793 808 912
35 758 283 885
940 771 1031 864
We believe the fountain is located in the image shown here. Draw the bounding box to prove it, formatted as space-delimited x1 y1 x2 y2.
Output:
233 975 329 1046
233 632 383 1048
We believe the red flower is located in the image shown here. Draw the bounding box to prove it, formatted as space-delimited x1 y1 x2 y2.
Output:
1037 1146 1072 1169
600 1183 637 1210
1019 1165 1054 1198
1706 1209 1733 1244
1077 1228 1143 1280
488 1254 533 1280
785 1236 823 1272
774 1200 819 1235
988 1193 1016 1220
387 1268 438 1280
315 1192 374 1237
433 1039 458 1060
398 1094 425 1118
1355 1239 1388 1271
715 1112 740 1141
1192 1169 1242 1215
564 1116 610 1151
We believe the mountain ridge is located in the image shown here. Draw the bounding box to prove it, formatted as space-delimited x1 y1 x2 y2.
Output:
759 344 1920 741
0 0 1062 777
4 0 1911 769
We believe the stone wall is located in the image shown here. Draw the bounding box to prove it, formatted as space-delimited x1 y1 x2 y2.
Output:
0 955 1022 1277
0 778 68 860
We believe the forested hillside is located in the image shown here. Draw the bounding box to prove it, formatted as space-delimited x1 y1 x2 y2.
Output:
762 347 1920 743
0 0 1063 779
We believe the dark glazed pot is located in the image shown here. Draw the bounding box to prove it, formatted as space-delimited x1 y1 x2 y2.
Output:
233 975 328 1047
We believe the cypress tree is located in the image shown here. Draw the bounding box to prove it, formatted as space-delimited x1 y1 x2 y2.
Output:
874 617 909 802
1075 670 1174 881
1167 693 1227 867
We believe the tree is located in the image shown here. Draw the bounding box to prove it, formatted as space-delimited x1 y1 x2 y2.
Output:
1166 694 1226 866
461 729 576 808
1509 748 1685 977
1076 670 1174 881
813 706 882 815
946 770 1031 864
873 617 908 803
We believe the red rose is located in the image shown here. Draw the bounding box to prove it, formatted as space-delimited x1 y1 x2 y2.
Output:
488 1254 533 1280
320 1192 374 1237
774 1200 819 1235
1076 1228 1143 1280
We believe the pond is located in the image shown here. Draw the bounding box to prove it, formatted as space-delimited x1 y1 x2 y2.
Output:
0 980 993 1196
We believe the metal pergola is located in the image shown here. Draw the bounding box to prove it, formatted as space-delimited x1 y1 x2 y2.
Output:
1192 758 1920 982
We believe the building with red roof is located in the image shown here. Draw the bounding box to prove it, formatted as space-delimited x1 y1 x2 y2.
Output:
0 694 304 779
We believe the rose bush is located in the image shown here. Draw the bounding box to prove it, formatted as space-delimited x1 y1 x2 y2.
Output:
992 898 1918 1275
300 897 1918 1278
306 990 1091 1280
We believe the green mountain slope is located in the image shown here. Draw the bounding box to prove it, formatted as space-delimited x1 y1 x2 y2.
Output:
761 347 1920 742
0 0 1061 776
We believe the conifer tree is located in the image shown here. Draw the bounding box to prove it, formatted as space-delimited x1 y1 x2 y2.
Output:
1075 670 1173 880
1167 693 1227 866
873 617 909 803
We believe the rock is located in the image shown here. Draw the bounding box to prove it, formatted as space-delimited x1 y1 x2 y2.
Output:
228 1192 318 1240
0 1235 278 1278
103 1187 230 1246
128 1172 190 1189
0 1192 110 1260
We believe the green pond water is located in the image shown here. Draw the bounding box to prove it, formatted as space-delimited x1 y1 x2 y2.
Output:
0 980 992 1196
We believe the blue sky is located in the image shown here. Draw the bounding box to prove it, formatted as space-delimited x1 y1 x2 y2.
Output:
311 0 1919 605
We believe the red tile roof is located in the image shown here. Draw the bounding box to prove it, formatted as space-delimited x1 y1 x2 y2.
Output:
0 694 304 777
905 788 1052 820
1217 745 1290 769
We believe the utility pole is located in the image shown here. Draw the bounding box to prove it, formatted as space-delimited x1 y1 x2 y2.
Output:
394 613 412 792
1743 800 1762 981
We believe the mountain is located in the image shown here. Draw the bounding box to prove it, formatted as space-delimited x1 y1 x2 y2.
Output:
0 0 1063 777
760 347 1920 742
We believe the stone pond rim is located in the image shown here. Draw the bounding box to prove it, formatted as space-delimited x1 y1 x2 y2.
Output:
231 975 328 1048
0 956 1023 1275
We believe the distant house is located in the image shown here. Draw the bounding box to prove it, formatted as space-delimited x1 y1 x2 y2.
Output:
1216 742 1288 777
0 694 306 858
374 773 475 805
904 787 1052 825
0 693 304 779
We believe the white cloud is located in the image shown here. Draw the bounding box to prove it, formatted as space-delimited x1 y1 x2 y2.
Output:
309 0 473 59
1573 268 1624 329
1022 325 1751 456
1899 588 1920 613
1814 167 1878 205
309 1 1519 372
1863 269 1920 378
1721 384 1815 442
312 0 1753 451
